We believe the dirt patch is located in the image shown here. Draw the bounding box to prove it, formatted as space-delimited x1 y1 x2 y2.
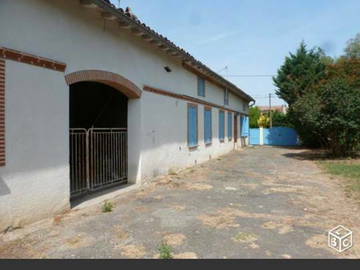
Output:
239 183 259 190
232 232 258 243
184 183 213 191
170 205 186 211
113 225 129 242
262 221 294 234
305 234 328 250
173 252 198 259
163 233 186 246
249 242 260 249
53 215 63 225
263 186 305 195
65 233 95 250
134 206 150 213
198 208 241 229
119 244 147 258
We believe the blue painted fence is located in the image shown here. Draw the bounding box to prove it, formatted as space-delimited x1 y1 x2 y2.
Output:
249 128 260 145
250 127 300 146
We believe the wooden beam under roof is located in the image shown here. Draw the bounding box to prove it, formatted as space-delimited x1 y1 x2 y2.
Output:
118 19 131 29
101 11 117 20
79 0 97 8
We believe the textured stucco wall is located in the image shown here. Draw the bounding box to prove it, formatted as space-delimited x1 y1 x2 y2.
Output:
0 61 70 231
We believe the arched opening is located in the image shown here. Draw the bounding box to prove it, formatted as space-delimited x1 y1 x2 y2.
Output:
69 79 134 199
70 82 128 129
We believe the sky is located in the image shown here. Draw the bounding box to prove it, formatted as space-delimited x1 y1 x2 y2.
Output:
111 0 359 106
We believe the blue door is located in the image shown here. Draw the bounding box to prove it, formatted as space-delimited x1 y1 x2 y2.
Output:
249 128 260 145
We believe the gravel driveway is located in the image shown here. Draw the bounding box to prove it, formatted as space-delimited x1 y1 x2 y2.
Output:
1 146 359 259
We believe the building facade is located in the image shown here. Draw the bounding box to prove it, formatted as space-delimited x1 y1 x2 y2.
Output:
0 0 253 231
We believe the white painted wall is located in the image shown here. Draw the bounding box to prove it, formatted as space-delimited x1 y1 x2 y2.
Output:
0 61 69 231
140 92 243 180
0 0 250 230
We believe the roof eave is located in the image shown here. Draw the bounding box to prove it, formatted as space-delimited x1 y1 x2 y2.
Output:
80 0 255 103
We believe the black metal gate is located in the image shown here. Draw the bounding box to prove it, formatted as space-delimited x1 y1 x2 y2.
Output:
70 128 128 199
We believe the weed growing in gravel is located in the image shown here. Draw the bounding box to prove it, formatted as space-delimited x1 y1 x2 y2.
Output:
102 201 114 213
159 242 173 259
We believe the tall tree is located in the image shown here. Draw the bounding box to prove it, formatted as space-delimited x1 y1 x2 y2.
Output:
273 42 326 106
344 33 360 59
249 106 261 128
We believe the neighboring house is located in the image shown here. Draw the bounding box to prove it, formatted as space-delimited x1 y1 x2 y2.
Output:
258 105 288 114
0 0 253 231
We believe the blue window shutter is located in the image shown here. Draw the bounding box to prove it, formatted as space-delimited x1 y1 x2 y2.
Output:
204 108 212 144
228 112 233 140
188 105 198 147
197 77 205 97
241 116 245 136
246 116 249 136
219 111 225 141
241 116 249 137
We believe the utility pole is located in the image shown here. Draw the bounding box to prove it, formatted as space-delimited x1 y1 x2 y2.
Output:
269 93 273 128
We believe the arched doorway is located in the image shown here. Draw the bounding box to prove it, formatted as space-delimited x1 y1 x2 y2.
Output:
65 70 141 199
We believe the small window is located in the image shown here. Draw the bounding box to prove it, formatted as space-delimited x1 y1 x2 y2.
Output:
204 107 212 145
188 104 198 148
228 112 233 141
224 89 229 105
198 77 205 97
219 110 225 142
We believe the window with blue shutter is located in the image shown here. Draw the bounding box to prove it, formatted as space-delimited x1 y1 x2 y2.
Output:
197 77 205 97
228 112 233 141
188 104 198 147
204 107 212 145
219 110 225 142
241 116 249 137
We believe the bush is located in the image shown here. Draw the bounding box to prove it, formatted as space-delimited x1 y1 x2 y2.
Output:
292 78 360 156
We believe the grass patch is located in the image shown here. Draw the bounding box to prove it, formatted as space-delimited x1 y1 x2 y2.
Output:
232 232 258 243
319 161 360 199
158 242 173 259
102 201 114 213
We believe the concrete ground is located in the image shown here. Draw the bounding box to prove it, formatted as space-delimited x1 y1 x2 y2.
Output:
1 146 359 259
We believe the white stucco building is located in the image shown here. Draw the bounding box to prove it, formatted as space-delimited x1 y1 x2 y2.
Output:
0 0 253 231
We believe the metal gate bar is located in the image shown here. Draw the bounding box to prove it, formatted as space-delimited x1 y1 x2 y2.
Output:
70 128 128 198
70 129 88 197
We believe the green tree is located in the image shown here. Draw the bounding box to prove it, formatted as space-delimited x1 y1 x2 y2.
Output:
344 33 360 59
249 106 261 128
273 42 326 106
274 39 360 155
292 78 360 156
271 111 291 127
